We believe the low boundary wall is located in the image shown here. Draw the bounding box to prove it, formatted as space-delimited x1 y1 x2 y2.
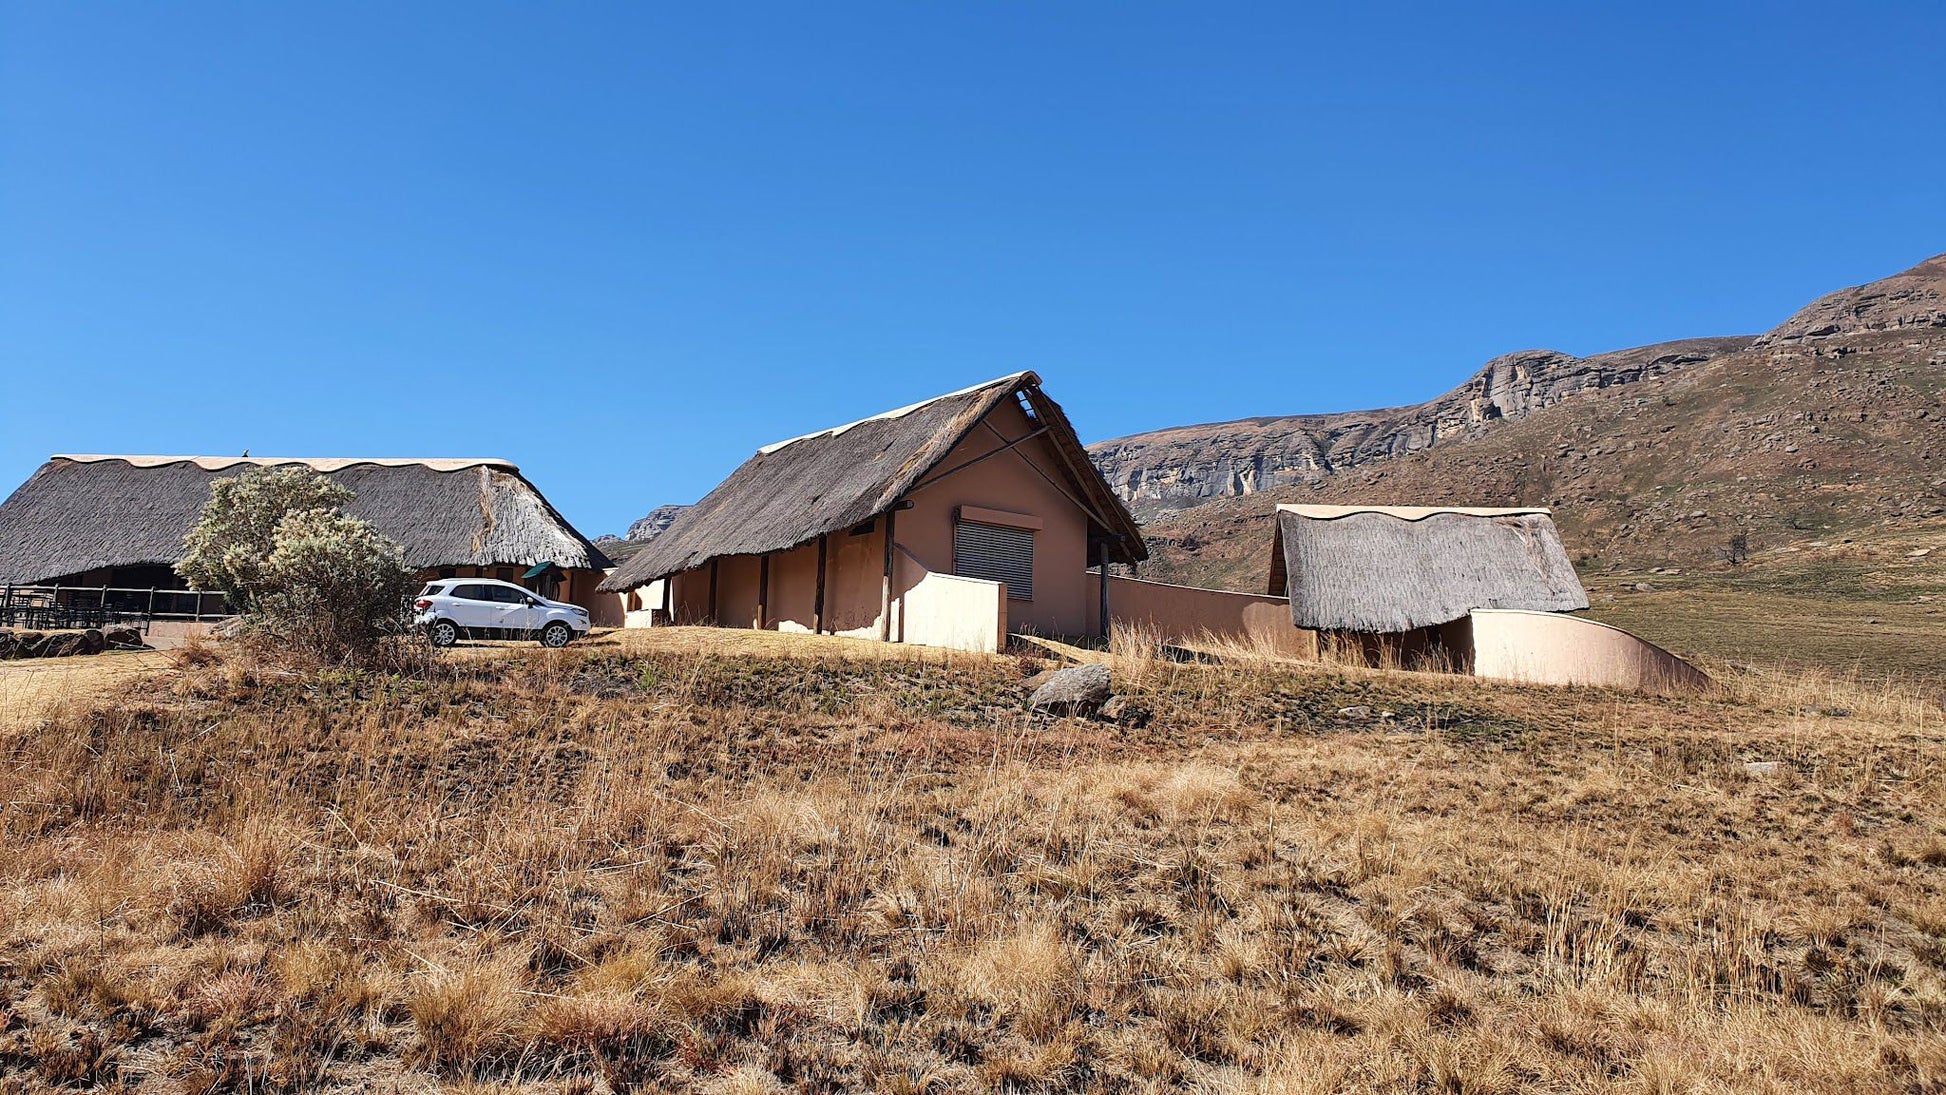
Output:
894 551 1006 653
1470 609 1712 692
1086 574 1318 658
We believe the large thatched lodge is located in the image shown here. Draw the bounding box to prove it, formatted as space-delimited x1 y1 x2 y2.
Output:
0 455 616 632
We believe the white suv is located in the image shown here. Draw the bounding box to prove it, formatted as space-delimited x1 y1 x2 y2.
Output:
414 579 591 648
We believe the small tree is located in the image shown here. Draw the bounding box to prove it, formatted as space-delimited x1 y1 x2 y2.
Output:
178 467 353 614
177 466 414 662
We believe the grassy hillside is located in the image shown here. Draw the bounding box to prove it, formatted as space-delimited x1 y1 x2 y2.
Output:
3 631 1943 1092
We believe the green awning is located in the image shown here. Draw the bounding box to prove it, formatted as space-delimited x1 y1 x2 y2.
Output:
522 561 556 579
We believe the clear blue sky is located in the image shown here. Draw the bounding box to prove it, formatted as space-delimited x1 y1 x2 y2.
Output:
4 2 1942 537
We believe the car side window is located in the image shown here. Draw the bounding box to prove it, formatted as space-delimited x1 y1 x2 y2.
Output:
453 584 494 601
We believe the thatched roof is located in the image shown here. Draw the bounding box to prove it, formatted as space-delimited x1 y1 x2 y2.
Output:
602 372 1145 592
1271 504 1588 632
0 455 610 584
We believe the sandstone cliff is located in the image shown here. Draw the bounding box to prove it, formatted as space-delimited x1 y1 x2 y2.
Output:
1090 337 1751 518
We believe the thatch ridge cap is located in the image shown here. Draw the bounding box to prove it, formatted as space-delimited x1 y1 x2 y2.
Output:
755 371 1036 455
52 455 518 474
1276 503 1553 522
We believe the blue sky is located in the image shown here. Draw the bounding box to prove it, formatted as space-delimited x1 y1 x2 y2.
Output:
4 2 1942 537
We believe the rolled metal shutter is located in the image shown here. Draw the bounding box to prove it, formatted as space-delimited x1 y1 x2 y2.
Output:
953 521 1034 600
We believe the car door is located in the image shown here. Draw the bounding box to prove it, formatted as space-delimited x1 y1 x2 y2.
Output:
489 585 540 633
448 585 499 630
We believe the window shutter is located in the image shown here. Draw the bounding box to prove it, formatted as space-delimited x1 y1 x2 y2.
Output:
954 521 1034 600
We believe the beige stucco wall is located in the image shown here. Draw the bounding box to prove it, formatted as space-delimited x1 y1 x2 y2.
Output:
897 397 1095 637
1469 609 1712 693
892 548 1006 652
1085 574 1318 657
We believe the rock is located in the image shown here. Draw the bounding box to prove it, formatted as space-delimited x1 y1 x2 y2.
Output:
1028 664 1112 716
1632 582 1657 593
1909 547 1934 558
15 631 48 658
1021 669 1062 693
1336 705 1372 719
1099 695 1152 728
79 629 105 655
0 631 15 660
104 627 146 650
1744 760 1782 778
41 633 85 658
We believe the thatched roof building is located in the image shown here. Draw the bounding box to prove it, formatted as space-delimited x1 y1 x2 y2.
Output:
1270 504 1588 633
0 455 610 586
602 372 1144 593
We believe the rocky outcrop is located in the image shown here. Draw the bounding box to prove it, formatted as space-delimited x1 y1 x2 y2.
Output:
1757 254 1946 345
1089 337 1750 517
626 505 691 543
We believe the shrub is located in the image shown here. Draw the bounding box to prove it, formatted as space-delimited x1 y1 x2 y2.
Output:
177 467 353 614
176 466 414 663
255 508 416 662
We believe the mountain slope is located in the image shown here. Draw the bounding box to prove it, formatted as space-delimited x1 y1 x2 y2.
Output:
1117 255 1946 591
1091 336 1753 520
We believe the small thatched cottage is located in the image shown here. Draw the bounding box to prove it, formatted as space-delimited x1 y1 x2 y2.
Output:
0 455 615 622
1270 503 1707 690
601 372 1147 650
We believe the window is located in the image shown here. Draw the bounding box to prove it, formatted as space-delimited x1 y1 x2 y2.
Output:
490 585 532 604
954 521 1034 600
452 584 496 602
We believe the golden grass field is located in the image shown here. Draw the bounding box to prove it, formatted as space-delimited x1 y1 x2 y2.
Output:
1 626 1943 1093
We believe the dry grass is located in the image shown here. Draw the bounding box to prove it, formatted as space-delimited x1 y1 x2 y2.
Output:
0 627 1943 1092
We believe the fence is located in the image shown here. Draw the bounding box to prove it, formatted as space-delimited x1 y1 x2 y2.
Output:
0 584 233 634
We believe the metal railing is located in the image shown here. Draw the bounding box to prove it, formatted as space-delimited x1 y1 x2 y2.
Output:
0 584 234 633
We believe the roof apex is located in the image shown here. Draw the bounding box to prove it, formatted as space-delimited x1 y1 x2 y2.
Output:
756 371 1037 455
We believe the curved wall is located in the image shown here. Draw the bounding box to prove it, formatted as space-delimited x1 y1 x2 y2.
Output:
1469 609 1711 693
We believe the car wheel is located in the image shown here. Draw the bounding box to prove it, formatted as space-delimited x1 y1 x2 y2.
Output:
429 620 461 648
540 622 573 648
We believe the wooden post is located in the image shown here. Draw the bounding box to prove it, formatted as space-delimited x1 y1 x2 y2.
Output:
756 554 770 630
813 534 829 635
661 574 672 625
708 558 720 626
1098 539 1112 645
879 508 896 642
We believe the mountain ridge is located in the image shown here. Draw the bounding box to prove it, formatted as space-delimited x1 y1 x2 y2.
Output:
1120 253 1946 590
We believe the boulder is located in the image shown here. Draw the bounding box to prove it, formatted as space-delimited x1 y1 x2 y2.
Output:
42 633 86 658
79 629 106 655
15 632 49 658
104 627 146 650
1028 663 1112 716
0 631 15 660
